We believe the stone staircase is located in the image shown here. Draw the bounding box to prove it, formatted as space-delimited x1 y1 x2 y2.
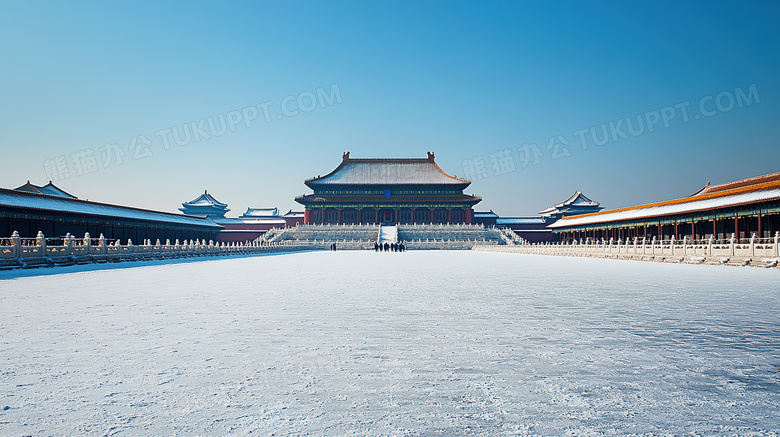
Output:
378 225 398 244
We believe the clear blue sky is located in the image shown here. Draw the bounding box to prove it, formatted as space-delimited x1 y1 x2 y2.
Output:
1 1 778 216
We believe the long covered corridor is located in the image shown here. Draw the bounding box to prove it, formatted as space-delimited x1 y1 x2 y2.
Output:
551 172 780 243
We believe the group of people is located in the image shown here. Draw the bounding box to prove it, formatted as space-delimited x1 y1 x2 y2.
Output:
329 242 407 252
374 241 405 252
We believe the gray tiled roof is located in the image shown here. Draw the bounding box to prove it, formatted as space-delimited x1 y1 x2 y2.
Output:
307 156 470 186
0 189 221 228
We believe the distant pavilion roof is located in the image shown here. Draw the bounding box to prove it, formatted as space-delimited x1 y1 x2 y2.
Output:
283 210 304 218
306 152 471 186
550 172 780 229
14 181 77 199
239 207 280 218
181 191 228 208
539 191 601 216
180 191 230 216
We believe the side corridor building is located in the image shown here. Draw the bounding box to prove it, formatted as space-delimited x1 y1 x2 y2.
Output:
549 172 780 242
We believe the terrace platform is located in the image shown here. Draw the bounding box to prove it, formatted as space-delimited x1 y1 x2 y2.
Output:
261 223 524 250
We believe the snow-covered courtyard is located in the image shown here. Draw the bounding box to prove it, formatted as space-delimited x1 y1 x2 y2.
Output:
1 251 779 436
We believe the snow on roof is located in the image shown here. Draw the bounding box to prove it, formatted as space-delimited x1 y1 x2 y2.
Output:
561 191 599 207
283 210 304 217
550 185 780 229
307 152 470 186
14 181 77 199
0 189 221 228
473 211 499 218
181 191 228 208
240 207 280 217
539 191 600 215
539 190 603 216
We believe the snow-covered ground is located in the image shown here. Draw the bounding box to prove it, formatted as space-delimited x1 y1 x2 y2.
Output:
1 251 778 436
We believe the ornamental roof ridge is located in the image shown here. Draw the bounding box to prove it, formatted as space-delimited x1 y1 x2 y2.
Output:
13 181 44 195
556 191 599 208
693 171 780 196
13 180 78 199
340 151 437 163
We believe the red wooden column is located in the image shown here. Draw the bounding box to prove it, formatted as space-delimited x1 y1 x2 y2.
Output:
758 213 763 238
337 209 343 225
674 223 678 239
447 209 452 224
734 216 739 239
713 218 717 238
429 209 433 224
691 221 695 239
304 209 311 224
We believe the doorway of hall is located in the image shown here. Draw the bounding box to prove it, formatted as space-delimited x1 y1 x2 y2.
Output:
380 209 395 225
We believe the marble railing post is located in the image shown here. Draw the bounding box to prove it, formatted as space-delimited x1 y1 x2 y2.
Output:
99 234 107 255
775 232 780 258
84 232 92 255
651 236 656 255
708 235 714 257
37 231 46 257
730 233 736 257
64 233 73 256
750 233 756 257
11 231 21 258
